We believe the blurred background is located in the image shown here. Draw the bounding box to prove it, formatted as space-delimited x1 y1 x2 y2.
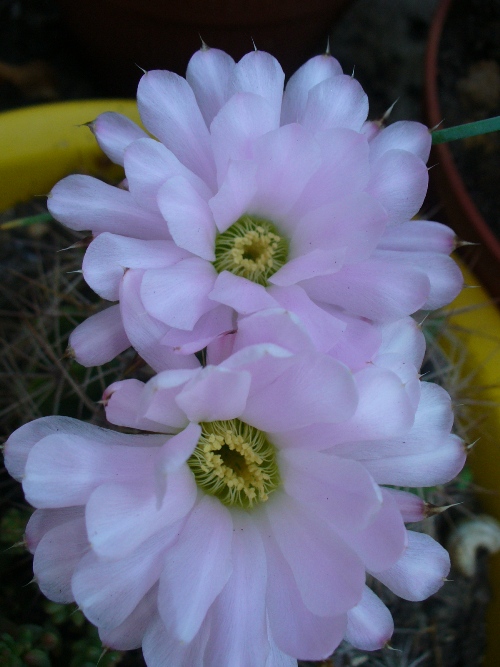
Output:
0 0 438 119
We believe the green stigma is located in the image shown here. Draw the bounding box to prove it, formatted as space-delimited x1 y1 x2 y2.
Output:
213 215 289 286
187 419 281 509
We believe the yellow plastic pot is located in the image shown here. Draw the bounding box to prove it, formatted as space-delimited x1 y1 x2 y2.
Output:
0 101 499 664
443 265 500 667
0 100 140 210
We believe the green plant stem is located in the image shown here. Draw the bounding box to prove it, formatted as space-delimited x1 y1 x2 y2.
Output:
432 116 500 144
0 212 53 231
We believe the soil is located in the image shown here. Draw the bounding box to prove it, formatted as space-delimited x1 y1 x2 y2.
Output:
438 0 500 239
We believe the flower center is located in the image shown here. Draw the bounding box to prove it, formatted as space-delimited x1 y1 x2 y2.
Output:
213 215 289 286
187 419 281 509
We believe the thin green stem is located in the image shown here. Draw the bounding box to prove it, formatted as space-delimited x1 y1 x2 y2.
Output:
0 212 53 231
432 116 500 144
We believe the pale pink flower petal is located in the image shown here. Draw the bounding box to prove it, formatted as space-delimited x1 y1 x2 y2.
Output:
48 175 169 239
267 493 365 616
360 120 379 141
209 159 258 232
280 449 382 532
249 123 321 221
384 488 426 523
141 259 218 330
337 488 407 572
373 353 421 412
303 256 431 320
345 586 394 651
291 193 387 262
161 305 235 354
25 507 84 554
220 342 295 393
90 111 147 166
100 586 158 650
4 415 164 482
232 308 314 355
186 47 236 127
378 219 456 254
203 512 269 667
268 286 346 353
241 352 357 431
334 380 452 460
210 92 276 181
338 382 466 486
176 365 251 423
269 248 345 286
72 525 178 630
34 517 89 603
325 365 416 445
374 531 450 601
124 137 212 213
5 47 466 667
326 311 382 371
364 433 466 487
140 371 197 424
157 423 202 479
230 51 284 128
46 49 462 366
281 53 343 125
86 469 196 559
205 328 236 365
157 176 216 260
370 249 463 310
265 631 300 667
261 525 347 660
368 119 432 164
119 270 200 371
301 74 369 132
23 432 164 508
83 232 188 301
137 70 217 189
402 252 463 310
142 614 208 667
158 496 233 642
68 305 130 367
5 317 464 665
367 149 429 225
209 271 278 314
377 317 426 370
102 379 173 433
291 128 370 217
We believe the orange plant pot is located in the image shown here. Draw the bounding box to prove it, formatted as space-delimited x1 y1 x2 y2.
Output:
424 0 500 303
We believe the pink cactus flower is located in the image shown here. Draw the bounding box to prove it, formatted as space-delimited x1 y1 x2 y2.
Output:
48 48 463 369
4 313 465 666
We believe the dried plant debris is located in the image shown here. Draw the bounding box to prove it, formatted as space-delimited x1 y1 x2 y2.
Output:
0 202 153 439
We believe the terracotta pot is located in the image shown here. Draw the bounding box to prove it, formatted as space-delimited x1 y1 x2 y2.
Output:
54 0 353 95
424 0 500 303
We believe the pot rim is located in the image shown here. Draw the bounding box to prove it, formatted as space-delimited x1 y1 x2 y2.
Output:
423 0 500 263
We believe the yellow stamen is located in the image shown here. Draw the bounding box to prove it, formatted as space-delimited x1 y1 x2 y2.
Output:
188 419 281 509
213 216 289 286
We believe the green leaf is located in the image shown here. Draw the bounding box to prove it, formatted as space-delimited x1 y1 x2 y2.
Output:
432 115 500 144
